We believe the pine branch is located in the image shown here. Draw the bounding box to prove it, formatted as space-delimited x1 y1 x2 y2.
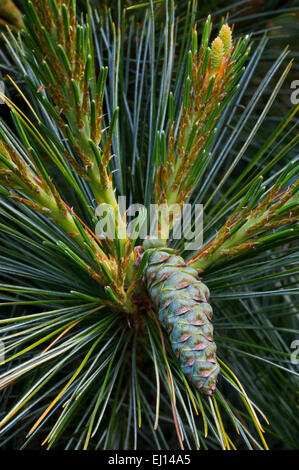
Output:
155 17 250 210
0 121 135 312
21 0 128 248
190 167 299 271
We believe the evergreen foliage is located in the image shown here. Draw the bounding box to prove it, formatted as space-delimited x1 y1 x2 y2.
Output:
0 0 298 450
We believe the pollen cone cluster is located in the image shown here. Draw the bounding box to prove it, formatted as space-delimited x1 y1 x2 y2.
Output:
145 250 219 395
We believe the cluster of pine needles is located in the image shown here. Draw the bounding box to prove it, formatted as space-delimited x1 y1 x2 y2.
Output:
0 0 298 450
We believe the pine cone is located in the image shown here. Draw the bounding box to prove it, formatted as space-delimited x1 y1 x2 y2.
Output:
145 250 219 395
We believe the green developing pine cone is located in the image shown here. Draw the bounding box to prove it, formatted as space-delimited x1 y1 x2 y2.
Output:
144 249 219 395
